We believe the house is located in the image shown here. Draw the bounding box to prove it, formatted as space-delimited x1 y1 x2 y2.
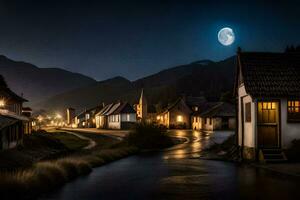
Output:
75 105 103 128
74 111 86 128
235 50 300 161
95 103 114 129
134 89 157 123
157 97 192 129
95 102 137 129
107 102 137 129
191 101 221 130
0 75 29 150
195 102 236 131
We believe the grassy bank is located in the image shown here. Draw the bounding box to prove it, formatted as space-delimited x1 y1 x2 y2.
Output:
0 130 137 199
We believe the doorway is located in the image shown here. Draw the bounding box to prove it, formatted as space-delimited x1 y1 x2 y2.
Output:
257 101 280 148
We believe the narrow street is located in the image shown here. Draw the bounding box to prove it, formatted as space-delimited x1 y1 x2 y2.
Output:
41 130 300 200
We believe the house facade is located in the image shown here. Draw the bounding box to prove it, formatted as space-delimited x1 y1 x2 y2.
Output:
75 105 103 128
192 102 236 131
0 75 29 150
235 50 300 160
96 102 137 129
107 102 136 129
157 97 192 129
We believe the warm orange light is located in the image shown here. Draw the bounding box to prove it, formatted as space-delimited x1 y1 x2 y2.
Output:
177 115 183 122
156 116 160 120
0 99 5 107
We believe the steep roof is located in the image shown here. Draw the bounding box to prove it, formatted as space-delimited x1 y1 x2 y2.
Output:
200 102 235 118
160 97 192 114
112 102 136 114
0 75 28 102
237 52 300 98
104 102 121 116
96 103 114 116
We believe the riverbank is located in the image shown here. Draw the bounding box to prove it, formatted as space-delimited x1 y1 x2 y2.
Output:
0 129 138 200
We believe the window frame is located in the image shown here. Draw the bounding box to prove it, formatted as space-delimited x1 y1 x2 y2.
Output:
287 100 300 122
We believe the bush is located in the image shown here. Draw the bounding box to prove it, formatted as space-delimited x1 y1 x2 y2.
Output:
285 139 300 162
125 122 173 149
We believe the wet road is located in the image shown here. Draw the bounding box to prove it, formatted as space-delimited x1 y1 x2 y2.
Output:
41 130 300 200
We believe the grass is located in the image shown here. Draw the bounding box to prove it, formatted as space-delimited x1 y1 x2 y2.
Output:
0 129 138 200
46 132 89 150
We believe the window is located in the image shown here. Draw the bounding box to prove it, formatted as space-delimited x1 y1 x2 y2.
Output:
257 101 277 124
245 102 251 122
177 115 183 122
193 106 198 111
288 100 300 122
126 114 130 121
206 118 209 124
86 114 90 120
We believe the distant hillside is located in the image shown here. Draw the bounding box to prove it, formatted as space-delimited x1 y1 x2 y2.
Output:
36 57 236 112
0 55 96 105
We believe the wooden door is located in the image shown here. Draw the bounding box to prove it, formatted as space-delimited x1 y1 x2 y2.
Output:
257 101 280 148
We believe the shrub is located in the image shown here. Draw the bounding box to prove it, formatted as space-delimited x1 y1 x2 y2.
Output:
125 122 173 149
285 139 300 162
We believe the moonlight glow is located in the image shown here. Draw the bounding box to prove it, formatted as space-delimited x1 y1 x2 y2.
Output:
218 27 235 46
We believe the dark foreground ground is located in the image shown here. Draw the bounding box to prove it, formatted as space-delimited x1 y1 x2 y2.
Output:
40 130 300 200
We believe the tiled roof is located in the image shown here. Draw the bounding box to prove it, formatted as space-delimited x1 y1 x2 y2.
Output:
238 52 300 98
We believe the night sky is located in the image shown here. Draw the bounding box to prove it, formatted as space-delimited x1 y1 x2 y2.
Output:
0 0 299 80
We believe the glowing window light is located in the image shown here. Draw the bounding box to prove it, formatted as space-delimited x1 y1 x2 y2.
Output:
0 99 5 108
177 115 183 122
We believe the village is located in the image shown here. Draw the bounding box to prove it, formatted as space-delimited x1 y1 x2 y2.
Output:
1 49 300 163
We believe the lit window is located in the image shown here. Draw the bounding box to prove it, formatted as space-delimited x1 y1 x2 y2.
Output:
177 115 183 122
288 100 300 122
157 116 160 120
0 99 5 108
86 114 90 119
127 114 130 121
194 106 198 111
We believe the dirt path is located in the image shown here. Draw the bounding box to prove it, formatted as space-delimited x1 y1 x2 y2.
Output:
63 130 97 150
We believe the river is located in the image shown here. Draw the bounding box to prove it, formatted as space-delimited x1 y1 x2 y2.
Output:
41 130 300 200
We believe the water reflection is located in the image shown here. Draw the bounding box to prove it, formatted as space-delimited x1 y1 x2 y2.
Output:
40 130 300 200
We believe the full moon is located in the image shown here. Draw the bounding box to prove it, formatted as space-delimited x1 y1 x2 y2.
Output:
218 27 235 46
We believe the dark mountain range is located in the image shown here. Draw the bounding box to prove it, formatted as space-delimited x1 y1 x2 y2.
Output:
0 55 96 105
36 57 236 113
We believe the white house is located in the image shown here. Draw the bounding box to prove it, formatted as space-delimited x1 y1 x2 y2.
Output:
197 102 236 131
235 50 300 161
107 102 136 129
95 102 137 130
